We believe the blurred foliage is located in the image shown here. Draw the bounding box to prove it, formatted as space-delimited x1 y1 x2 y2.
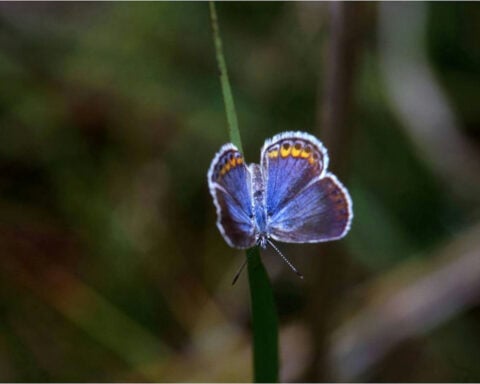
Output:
0 2 480 382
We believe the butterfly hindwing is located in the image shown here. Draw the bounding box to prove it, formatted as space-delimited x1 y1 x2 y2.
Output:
268 173 352 243
208 144 256 249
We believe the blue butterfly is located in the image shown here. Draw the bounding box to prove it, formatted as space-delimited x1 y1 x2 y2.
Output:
208 131 353 268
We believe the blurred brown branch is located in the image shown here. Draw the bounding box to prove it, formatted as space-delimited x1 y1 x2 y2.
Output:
318 2 364 178
305 2 365 381
379 2 480 203
330 221 480 381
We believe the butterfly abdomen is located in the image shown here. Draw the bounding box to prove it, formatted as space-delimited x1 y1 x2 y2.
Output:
250 163 268 236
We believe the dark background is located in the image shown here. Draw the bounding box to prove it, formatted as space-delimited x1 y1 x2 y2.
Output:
1 2 480 382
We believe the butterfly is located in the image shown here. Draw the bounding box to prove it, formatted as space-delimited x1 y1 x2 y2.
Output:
207 131 353 276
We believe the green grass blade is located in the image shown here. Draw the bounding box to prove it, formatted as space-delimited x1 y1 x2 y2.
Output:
209 1 242 152
247 247 279 383
209 2 279 382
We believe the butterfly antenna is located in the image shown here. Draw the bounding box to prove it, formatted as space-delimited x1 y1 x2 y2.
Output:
231 258 248 285
267 239 304 279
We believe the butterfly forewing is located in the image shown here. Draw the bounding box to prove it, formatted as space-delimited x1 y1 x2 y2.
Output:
261 132 328 216
208 144 256 249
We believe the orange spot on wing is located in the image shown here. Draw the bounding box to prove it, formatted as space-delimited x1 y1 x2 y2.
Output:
300 149 310 159
220 163 231 175
268 150 278 159
291 146 302 157
280 146 291 158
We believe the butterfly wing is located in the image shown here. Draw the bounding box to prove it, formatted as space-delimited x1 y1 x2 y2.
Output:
261 131 352 243
267 173 352 242
208 143 256 249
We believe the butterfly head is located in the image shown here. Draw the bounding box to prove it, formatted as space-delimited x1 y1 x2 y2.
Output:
256 233 269 249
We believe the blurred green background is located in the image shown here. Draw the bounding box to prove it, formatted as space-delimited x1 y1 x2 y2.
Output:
1 2 480 382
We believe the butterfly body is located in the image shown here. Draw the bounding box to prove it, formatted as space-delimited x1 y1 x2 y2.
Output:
208 132 353 250
250 163 268 244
